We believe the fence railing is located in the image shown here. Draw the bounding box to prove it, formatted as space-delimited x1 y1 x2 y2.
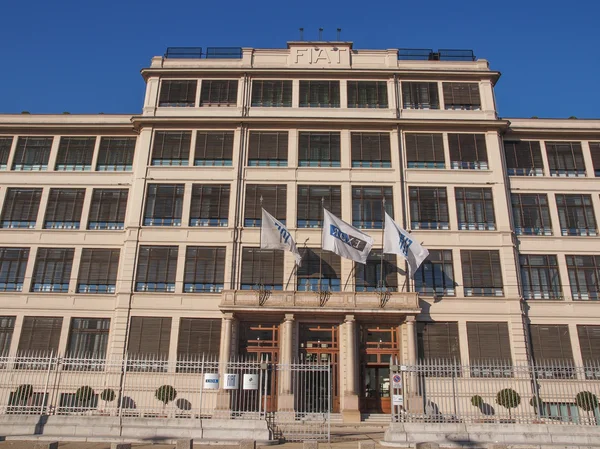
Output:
391 360 600 426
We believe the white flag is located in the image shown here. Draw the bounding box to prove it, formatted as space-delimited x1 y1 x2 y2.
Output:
383 212 429 277
260 209 302 266
322 209 374 264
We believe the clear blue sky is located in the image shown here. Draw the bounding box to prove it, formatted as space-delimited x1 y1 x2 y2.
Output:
1 0 598 118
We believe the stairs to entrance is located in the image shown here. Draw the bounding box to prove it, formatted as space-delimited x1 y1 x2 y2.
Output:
361 413 391 424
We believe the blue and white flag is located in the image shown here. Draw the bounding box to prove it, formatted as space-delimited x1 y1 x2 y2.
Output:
261 208 302 266
383 212 429 277
322 209 374 264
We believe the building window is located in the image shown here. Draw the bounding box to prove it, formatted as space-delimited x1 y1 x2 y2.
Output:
511 193 552 236
177 319 221 366
66 318 110 358
467 322 512 368
297 185 341 228
405 133 445 168
184 246 225 293
556 194 597 236
401 82 439 109
12 137 53 171
244 184 286 227
1 188 42 228
0 137 13 169
414 250 455 297
240 248 284 290
417 322 461 363
352 186 393 229
299 81 340 108
530 324 574 367
77 249 120 294
503 141 543 176
0 248 29 292
577 325 600 367
190 184 230 227
347 81 388 108
151 131 191 166
298 132 341 167
127 316 171 359
589 142 600 177
144 184 184 226
18 317 63 355
449 133 488 169
158 80 197 107
351 132 391 168
96 137 135 171
194 131 234 166
567 255 600 301
409 187 449 230
297 249 341 292
442 82 481 110
0 317 15 356
355 250 397 292
455 187 496 231
135 246 178 292
200 80 238 107
31 248 74 293
55 137 95 171
44 189 85 229
88 189 128 230
248 131 288 166
251 80 292 107
461 250 503 297
520 255 562 300
546 142 586 177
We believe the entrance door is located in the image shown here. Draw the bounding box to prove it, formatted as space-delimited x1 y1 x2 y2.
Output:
363 366 391 413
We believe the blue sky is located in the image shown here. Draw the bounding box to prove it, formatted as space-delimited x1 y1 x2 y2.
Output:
1 0 598 118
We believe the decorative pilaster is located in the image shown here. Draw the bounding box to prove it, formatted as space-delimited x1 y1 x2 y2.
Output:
341 314 360 422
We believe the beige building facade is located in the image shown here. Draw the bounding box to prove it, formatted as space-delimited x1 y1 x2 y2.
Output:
0 41 598 421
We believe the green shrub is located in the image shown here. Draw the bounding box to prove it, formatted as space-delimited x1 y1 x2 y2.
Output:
471 395 483 407
155 385 177 407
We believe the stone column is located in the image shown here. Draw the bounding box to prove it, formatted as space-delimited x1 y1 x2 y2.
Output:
406 316 417 365
278 314 295 412
215 313 235 415
342 315 360 422
404 316 420 413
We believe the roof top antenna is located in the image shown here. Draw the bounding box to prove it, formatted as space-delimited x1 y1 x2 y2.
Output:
299 28 304 41
319 28 323 41
337 28 341 41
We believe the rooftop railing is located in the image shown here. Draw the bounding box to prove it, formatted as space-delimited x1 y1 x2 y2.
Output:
164 47 243 59
398 48 476 61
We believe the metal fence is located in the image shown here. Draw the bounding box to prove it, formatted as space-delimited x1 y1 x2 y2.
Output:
391 360 600 426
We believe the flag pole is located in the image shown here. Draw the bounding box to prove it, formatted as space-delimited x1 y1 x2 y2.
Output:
258 196 263 289
380 199 386 292
319 197 324 292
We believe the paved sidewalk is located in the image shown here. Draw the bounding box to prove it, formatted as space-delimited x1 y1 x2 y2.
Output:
0 441 384 449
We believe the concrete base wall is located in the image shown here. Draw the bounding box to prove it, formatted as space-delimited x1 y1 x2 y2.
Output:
0 415 272 444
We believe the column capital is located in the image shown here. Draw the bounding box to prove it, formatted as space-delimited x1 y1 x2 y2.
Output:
223 312 235 321
405 315 416 324
284 313 295 322
344 314 355 323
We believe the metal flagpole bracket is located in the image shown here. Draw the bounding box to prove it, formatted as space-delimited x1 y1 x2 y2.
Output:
377 286 391 308
254 283 271 306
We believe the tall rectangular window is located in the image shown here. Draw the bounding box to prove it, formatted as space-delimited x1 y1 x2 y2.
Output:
144 184 184 226
351 132 391 168
297 185 341 228
66 318 110 357
577 325 600 366
299 81 340 108
88 189 128 230
449 134 488 169
567 255 600 301
297 249 341 292
12 137 53 171
530 324 574 365
77 249 120 294
184 246 225 293
240 248 284 290
455 187 496 231
405 133 445 168
417 322 460 362
556 194 597 236
1 188 42 228
546 142 586 177
158 80 197 107
503 141 543 176
467 322 512 366
409 187 449 230
244 184 286 227
200 80 238 106
589 142 600 177
347 81 388 108
0 248 29 292
44 189 85 229
298 132 341 167
461 250 503 297
55 137 95 171
177 318 221 360
190 184 230 227
442 82 481 110
0 317 15 356
414 250 455 297
127 317 171 357
194 131 234 166
352 186 393 229
511 193 552 236
520 254 562 300
151 131 191 166
401 82 439 109
96 137 135 171
135 246 178 292
0 137 13 169
251 80 292 107
31 248 74 293
18 317 63 354
355 250 398 292
248 131 288 166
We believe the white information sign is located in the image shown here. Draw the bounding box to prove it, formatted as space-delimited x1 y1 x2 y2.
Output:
392 394 404 406
223 373 239 390
243 373 259 390
203 372 219 390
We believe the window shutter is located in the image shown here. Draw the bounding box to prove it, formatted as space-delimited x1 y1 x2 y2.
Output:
55 137 96 168
251 80 292 107
417 321 460 361
0 248 29 288
18 317 63 353
0 316 15 355
177 318 222 357
190 184 230 225
97 137 136 169
44 189 85 224
152 131 191 163
503 141 543 173
184 247 226 288
159 80 197 106
299 81 340 107
296 185 342 226
466 322 512 364
31 248 74 290
545 142 585 174
461 250 503 290
200 80 239 106
352 186 394 228
144 184 184 224
405 133 444 165
88 189 128 226
298 132 341 165
354 250 398 291
248 132 288 163
13 137 53 168
244 185 287 224
0 137 13 166
127 317 172 356
577 325 600 364
530 324 574 364
511 193 552 234
448 134 488 163
442 82 481 109
347 81 388 108
589 143 600 175
409 187 449 226
240 248 284 288
401 82 439 109
297 249 341 290
351 132 391 164
77 249 120 287
195 131 234 162
135 246 179 287
414 249 455 296
1 188 42 226
66 318 110 357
